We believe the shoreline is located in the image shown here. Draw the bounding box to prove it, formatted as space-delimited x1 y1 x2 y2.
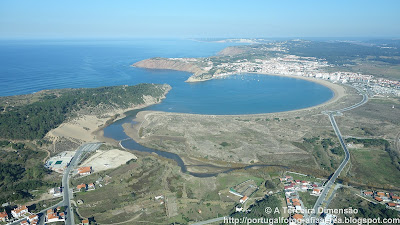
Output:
134 74 346 120
46 88 171 149
50 71 346 154
214 72 344 113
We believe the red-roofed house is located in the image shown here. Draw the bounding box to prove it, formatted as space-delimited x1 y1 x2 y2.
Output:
78 166 92 176
312 188 321 195
20 220 29 225
293 214 303 220
375 197 383 202
77 183 87 191
88 183 95 190
376 192 385 197
82 219 89 225
240 196 248 204
47 213 58 223
363 191 373 196
28 214 38 222
0 211 8 222
387 202 396 207
12 205 28 218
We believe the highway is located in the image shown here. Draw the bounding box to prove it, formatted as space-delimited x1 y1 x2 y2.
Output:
310 86 368 221
8 143 101 225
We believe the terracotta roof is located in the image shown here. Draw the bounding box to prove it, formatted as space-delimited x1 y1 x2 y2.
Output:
364 191 373 195
48 213 58 220
293 214 303 220
20 220 29 225
29 214 38 219
47 209 53 215
82 219 89 223
13 205 28 215
375 197 383 202
240 196 248 201
377 192 385 196
77 183 87 189
293 202 301 206
0 211 7 218
392 196 400 200
387 202 396 207
78 167 92 174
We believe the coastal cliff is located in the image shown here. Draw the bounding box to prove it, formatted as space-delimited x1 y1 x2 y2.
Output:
133 57 213 82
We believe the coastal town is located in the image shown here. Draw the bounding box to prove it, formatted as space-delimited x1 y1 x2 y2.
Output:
166 43 400 97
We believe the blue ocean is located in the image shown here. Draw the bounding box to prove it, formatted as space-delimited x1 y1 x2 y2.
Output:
0 39 333 115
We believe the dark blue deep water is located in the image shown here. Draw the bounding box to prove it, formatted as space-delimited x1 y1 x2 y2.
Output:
0 39 333 115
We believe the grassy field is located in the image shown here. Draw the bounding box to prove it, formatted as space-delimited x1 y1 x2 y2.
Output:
349 148 400 187
298 191 318 209
286 172 325 183
217 175 264 189
70 150 283 224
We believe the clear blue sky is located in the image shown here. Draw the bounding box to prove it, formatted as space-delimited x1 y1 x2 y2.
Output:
1 0 399 39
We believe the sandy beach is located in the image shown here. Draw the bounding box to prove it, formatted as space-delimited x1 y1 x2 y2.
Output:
45 93 170 150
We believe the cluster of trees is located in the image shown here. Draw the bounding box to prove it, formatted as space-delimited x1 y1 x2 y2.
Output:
0 83 168 140
0 143 56 203
357 202 398 219
346 138 389 148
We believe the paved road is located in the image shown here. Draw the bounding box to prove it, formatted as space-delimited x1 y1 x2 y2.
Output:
7 143 101 225
63 143 101 225
190 217 226 225
310 86 368 221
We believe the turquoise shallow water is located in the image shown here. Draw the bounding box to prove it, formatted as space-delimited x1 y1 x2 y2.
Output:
0 39 333 115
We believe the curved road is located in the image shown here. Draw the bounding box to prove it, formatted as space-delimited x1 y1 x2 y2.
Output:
8 143 101 225
311 85 368 219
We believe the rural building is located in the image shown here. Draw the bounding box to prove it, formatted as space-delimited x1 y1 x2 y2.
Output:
49 187 62 197
20 220 29 225
239 196 248 203
77 183 87 191
11 205 28 218
376 192 385 197
293 214 303 220
312 188 322 195
82 219 89 225
363 191 373 196
28 214 38 222
88 183 95 190
0 211 8 222
78 166 92 175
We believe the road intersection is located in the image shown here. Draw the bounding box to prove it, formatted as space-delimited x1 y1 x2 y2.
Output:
310 85 368 221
